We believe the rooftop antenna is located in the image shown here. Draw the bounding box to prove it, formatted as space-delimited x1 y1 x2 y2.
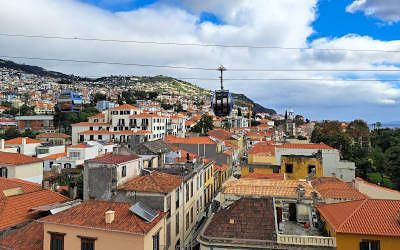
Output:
218 65 227 90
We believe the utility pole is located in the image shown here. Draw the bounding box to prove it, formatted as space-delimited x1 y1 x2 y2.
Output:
218 65 226 90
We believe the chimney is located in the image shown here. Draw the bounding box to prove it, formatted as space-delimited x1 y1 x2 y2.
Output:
105 210 115 224
22 137 27 145
0 139 4 150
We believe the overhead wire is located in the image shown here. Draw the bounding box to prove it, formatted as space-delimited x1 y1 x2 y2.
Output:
1 33 400 53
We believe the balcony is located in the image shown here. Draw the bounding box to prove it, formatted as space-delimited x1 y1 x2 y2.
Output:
277 234 336 247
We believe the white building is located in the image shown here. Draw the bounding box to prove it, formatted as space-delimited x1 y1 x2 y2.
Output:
55 141 116 169
275 143 356 182
0 151 43 184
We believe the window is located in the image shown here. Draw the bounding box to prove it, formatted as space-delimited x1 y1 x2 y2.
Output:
50 233 64 250
190 181 193 198
79 135 84 142
98 135 102 140
166 195 171 218
175 189 180 209
190 207 193 224
166 223 171 249
80 237 95 250
89 126 93 131
285 163 293 173
176 212 179 235
186 212 189 230
69 152 80 159
89 135 94 140
308 165 316 174
122 166 126 177
360 240 380 250
152 232 160 250
185 183 189 202
0 167 7 178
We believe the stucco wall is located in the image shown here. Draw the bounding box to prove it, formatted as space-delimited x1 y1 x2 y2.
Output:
336 233 400 250
43 220 165 250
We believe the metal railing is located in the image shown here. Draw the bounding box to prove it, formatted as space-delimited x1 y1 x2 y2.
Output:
277 234 336 247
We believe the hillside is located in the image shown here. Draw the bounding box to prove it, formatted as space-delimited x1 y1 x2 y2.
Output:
0 59 275 113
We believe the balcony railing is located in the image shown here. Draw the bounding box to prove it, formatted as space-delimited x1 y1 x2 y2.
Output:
277 234 336 247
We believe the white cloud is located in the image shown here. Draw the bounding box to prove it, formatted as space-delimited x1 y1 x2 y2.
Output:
346 0 400 22
0 0 399 121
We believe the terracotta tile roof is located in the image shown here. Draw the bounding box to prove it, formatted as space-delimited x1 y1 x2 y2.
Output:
119 171 182 193
355 177 400 195
0 152 43 166
0 189 69 230
0 221 43 250
111 104 138 110
223 179 314 199
86 153 139 164
208 129 233 141
5 137 42 145
71 122 111 127
39 200 165 235
317 199 400 237
249 142 275 155
277 143 334 150
41 152 68 160
36 133 70 139
0 178 42 199
69 143 92 149
89 112 106 119
311 177 367 200
165 135 216 145
129 113 167 118
214 164 228 172
203 198 275 241
243 173 284 180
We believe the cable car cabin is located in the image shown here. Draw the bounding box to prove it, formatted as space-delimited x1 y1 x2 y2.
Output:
212 90 233 117
57 91 83 112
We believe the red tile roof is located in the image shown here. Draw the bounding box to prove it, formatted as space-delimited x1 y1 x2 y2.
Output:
69 143 92 149
203 198 275 241
0 189 70 230
111 104 138 110
0 178 42 199
208 129 233 140
0 221 43 250
278 143 334 150
317 199 400 237
36 133 70 139
5 137 42 145
42 152 67 160
311 177 367 200
40 200 165 235
243 173 284 180
86 153 139 164
89 112 106 119
249 142 275 155
119 171 182 193
0 152 43 166
165 135 216 145
71 122 111 127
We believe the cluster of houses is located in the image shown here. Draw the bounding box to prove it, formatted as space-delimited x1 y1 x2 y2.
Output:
0 102 399 250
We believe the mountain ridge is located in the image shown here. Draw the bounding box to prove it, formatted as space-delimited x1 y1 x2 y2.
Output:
0 59 276 114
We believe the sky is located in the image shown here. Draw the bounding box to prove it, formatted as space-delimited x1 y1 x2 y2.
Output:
1 0 400 122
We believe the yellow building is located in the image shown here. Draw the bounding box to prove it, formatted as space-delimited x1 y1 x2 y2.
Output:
280 153 323 180
317 199 400 250
243 142 277 177
40 200 166 250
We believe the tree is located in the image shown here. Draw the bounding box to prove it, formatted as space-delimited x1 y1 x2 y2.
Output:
91 92 107 104
385 145 400 189
0 128 20 140
346 119 370 147
192 114 214 134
